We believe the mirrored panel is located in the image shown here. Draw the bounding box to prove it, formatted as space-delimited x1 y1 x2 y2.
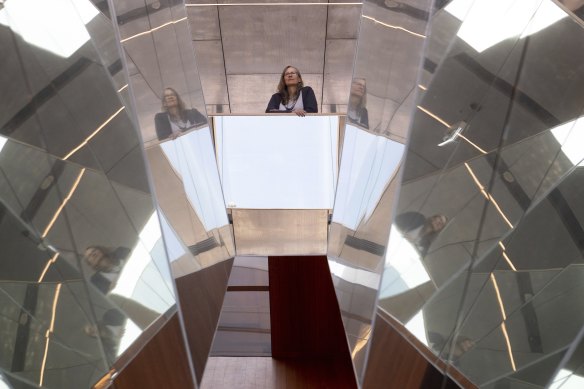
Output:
0 0 180 386
372 0 584 387
109 0 234 277
108 0 234 384
328 0 433 382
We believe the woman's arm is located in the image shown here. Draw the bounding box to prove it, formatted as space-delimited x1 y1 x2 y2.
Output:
302 87 318 113
266 93 283 113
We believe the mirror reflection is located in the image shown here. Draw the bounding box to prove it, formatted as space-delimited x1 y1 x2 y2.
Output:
156 87 206 141
109 0 234 276
108 0 235 383
371 0 584 387
328 0 432 381
0 0 180 387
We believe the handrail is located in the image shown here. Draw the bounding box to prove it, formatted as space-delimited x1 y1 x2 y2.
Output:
208 112 346 117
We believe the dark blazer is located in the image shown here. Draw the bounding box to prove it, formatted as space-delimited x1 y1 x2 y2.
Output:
155 109 207 140
348 107 369 129
265 86 318 113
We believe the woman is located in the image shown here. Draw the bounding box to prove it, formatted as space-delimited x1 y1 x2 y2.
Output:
266 66 318 116
84 245 129 294
155 87 206 140
347 78 369 129
394 212 447 255
84 245 159 335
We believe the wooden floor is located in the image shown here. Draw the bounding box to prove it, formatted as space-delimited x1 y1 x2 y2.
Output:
200 357 356 389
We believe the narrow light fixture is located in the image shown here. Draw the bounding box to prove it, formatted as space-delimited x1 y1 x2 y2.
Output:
491 273 517 371
498 242 517 271
417 105 451 127
363 15 426 38
458 133 487 154
120 17 187 43
63 106 125 160
464 163 514 228
41 168 86 239
487 193 514 228
464 162 488 199
501 251 517 271
38 253 59 283
39 283 62 386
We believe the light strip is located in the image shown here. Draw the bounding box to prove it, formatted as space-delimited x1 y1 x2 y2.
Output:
458 133 487 154
418 84 427 90
491 274 517 371
417 107 488 153
464 163 514 228
38 253 59 283
117 84 128 93
491 273 507 319
186 2 362 6
39 283 62 386
120 17 187 43
39 332 50 386
497 242 517 271
464 163 488 199
487 193 514 228
362 15 426 38
501 251 517 271
501 322 517 371
417 105 451 127
499 242 517 271
41 169 86 238
63 106 125 160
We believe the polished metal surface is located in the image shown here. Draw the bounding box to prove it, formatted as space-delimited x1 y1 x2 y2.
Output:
361 0 584 387
185 0 363 113
6 0 584 388
109 0 235 277
233 209 328 256
327 0 432 382
108 1 237 383
0 0 179 387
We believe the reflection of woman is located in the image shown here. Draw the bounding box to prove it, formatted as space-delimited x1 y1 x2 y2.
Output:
347 78 369 129
394 212 447 255
84 246 129 293
84 246 158 332
428 332 475 365
266 66 318 116
155 87 206 140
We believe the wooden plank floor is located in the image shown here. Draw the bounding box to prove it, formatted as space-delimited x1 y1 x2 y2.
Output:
201 357 356 389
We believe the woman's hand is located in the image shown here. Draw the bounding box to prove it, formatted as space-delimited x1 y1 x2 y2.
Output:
293 109 307 117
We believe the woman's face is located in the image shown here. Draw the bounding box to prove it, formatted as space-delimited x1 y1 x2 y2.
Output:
284 67 300 87
163 89 178 108
429 215 447 232
84 247 112 272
